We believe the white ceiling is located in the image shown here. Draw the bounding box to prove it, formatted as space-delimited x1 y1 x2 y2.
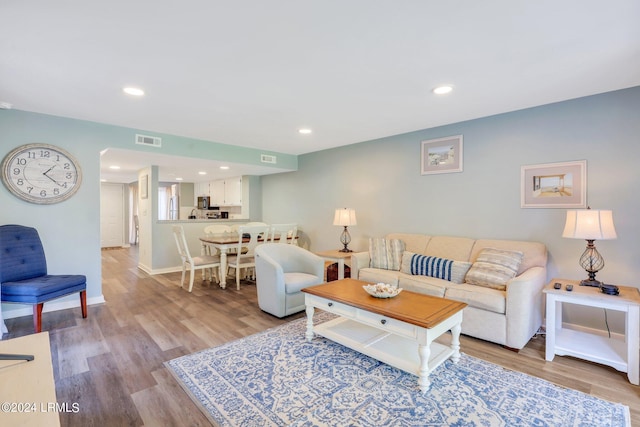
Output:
2 1 639 181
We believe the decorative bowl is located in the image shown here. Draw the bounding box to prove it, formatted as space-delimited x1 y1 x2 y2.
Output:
363 283 403 298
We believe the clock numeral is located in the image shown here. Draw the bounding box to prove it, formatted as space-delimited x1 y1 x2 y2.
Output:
39 150 50 158
16 158 27 166
27 186 34 193
28 152 36 159
53 188 60 195
12 167 21 175
40 190 47 197
16 178 24 186
64 163 71 170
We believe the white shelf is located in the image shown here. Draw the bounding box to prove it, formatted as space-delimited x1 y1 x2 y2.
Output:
315 317 453 377
554 328 627 372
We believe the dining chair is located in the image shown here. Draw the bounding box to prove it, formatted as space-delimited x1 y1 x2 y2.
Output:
269 223 298 244
0 224 87 333
226 225 269 290
203 224 232 255
172 225 221 292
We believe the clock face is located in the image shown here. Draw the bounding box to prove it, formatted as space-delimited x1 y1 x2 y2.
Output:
2 143 83 204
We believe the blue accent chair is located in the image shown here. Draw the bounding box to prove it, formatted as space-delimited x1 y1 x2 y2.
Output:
0 224 87 333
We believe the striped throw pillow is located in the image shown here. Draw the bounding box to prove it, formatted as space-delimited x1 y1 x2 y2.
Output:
400 252 471 284
369 238 405 271
465 248 524 290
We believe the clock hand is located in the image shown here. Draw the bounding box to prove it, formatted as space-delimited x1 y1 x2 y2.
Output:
43 165 56 175
43 173 61 185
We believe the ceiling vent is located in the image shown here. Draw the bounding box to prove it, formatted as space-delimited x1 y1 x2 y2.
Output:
135 134 162 148
261 154 277 164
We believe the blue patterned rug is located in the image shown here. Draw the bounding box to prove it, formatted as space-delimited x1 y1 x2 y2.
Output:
166 314 629 426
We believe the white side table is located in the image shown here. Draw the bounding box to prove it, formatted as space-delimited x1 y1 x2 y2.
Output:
314 250 353 280
544 278 640 385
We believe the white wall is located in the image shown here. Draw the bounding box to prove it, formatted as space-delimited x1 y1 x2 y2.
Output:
261 86 640 332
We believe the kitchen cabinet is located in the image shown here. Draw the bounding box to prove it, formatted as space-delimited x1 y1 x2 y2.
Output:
210 177 242 206
194 182 209 206
210 180 225 205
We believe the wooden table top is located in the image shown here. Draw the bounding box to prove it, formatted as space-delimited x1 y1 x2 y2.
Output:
199 234 295 244
302 278 467 329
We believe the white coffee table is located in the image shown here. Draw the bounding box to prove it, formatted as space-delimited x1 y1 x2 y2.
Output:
302 278 467 393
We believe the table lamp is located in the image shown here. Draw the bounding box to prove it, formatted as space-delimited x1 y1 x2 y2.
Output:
562 208 617 287
333 208 357 252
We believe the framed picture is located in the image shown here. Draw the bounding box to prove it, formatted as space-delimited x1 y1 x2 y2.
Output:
421 135 463 175
520 160 586 208
140 174 148 199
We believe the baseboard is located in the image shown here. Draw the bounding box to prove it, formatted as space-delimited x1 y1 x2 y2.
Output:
1 295 106 320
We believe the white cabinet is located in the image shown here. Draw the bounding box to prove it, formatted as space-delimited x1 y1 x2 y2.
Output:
224 177 242 205
209 180 224 205
193 182 210 206
210 177 242 206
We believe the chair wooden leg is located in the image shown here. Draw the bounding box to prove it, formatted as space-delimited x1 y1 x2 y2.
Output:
180 265 186 289
188 266 195 292
33 303 44 333
80 290 88 318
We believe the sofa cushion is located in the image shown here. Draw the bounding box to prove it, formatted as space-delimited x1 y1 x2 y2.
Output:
369 238 405 271
398 274 448 297
358 268 400 286
400 252 471 284
445 284 506 314
465 247 523 290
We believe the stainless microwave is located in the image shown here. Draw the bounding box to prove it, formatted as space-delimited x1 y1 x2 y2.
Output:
197 196 210 209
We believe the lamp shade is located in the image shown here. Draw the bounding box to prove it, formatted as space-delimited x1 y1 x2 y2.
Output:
562 209 617 240
333 208 357 226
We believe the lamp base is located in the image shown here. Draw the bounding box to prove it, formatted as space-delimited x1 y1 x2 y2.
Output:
579 279 602 287
338 248 353 253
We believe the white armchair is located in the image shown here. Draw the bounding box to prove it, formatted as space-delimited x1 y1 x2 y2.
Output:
255 243 325 318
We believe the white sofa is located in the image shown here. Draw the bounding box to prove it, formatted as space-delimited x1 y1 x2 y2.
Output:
351 233 548 350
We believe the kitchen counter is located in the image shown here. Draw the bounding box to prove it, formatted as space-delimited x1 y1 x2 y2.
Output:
158 219 248 224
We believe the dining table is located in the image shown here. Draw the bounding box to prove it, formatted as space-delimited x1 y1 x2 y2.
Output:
199 233 296 289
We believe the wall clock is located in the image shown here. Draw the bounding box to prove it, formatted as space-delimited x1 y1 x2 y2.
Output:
1 143 83 204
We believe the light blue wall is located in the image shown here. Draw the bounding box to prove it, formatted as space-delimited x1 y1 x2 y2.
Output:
261 86 640 329
0 110 297 319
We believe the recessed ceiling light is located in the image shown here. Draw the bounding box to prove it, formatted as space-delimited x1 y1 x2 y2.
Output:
198 171 207 175
220 166 230 170
433 85 454 95
123 87 145 96
298 128 312 135
176 177 183 181
109 165 120 170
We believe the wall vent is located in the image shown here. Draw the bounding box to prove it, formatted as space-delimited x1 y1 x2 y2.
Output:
261 154 277 164
135 134 162 148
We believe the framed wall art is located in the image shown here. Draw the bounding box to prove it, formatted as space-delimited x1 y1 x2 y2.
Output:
520 160 586 208
421 135 463 175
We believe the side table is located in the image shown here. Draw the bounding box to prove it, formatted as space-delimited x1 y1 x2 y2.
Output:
314 250 353 280
543 278 640 385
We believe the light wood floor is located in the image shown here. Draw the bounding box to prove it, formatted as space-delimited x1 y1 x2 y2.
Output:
3 246 640 426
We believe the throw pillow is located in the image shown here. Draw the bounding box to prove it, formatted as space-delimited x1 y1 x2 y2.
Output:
369 238 405 271
465 247 524 290
400 251 472 284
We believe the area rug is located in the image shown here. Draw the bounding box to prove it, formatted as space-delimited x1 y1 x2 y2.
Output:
166 314 630 426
